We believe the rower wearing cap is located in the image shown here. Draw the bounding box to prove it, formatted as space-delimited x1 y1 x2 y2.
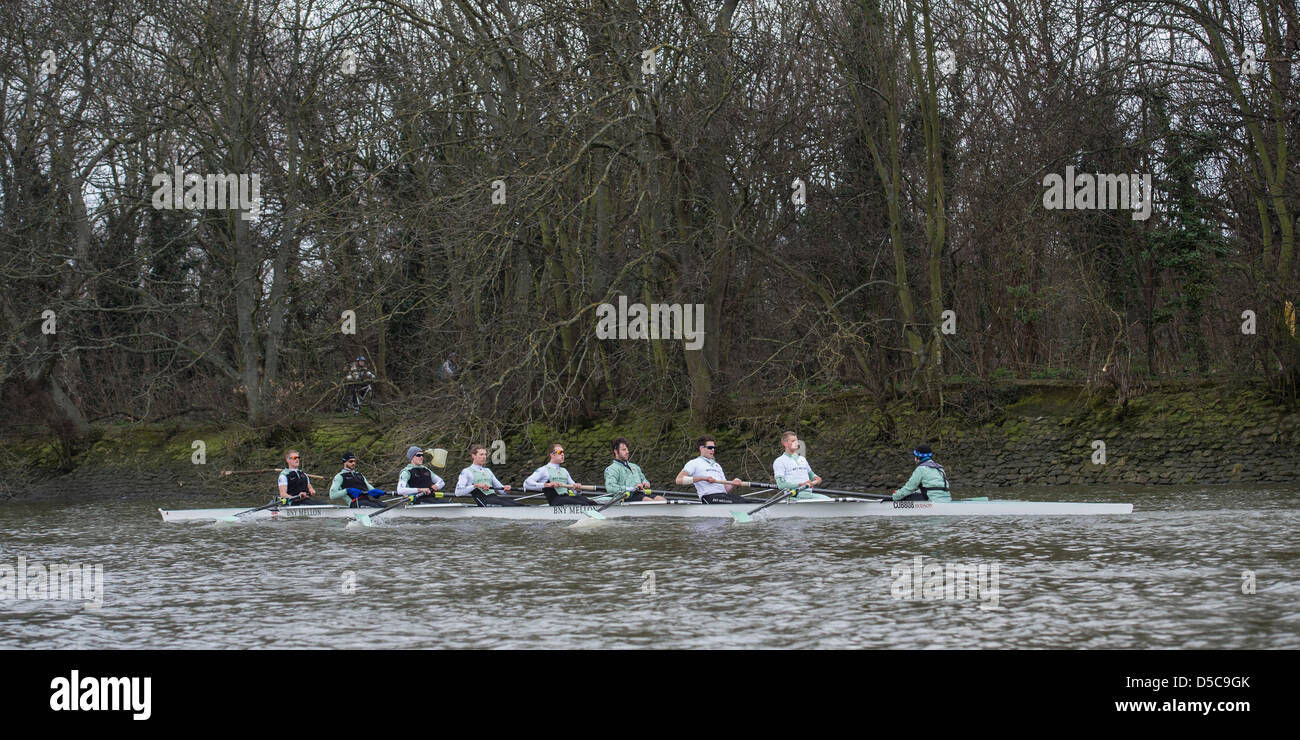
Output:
773 431 829 500
892 444 952 502
397 446 446 502
676 435 748 504
455 444 521 506
278 450 321 505
604 437 664 502
329 452 387 508
525 444 601 506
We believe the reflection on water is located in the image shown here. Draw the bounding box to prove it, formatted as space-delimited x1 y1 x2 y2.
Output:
0 486 1296 648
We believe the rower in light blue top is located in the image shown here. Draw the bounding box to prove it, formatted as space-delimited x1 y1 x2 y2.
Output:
773 431 829 500
892 444 952 502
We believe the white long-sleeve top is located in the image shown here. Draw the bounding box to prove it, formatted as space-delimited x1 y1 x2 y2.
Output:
773 453 817 488
455 464 507 496
524 463 577 491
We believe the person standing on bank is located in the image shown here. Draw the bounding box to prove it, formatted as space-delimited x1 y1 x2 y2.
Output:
397 446 446 503
278 450 319 505
892 444 952 502
439 352 457 381
525 444 601 506
329 452 386 508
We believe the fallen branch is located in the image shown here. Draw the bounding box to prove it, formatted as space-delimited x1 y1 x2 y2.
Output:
219 468 327 480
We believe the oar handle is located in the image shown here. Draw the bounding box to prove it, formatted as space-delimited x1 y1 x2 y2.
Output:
265 493 307 510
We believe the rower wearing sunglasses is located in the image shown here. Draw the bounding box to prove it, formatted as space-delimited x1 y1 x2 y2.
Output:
329 452 387 508
277 450 320 505
677 435 748 503
397 446 446 502
524 444 601 506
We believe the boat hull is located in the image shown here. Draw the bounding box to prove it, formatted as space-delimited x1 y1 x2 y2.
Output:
160 498 1133 522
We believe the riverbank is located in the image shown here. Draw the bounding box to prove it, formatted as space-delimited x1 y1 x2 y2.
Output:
2 380 1297 502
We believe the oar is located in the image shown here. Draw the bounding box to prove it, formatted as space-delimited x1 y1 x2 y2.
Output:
218 493 306 523
583 485 722 511
731 489 797 523
350 490 444 528
574 487 637 522
609 488 696 499
742 482 892 500
593 486 757 501
553 482 597 495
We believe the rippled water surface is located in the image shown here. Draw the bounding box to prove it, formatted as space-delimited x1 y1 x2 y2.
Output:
2 486 1296 649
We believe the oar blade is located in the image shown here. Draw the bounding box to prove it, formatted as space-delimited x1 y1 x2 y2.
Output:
730 511 753 524
568 509 609 529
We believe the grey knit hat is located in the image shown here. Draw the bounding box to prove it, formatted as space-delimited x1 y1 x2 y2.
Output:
405 446 424 461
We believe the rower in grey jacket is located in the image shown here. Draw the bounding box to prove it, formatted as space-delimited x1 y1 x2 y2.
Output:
892 444 952 502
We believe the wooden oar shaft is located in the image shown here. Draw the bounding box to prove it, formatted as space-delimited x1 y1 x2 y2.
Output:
221 493 306 521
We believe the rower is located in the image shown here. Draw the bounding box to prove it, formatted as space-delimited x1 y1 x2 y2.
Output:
892 444 952 502
604 437 664 502
773 431 828 500
329 452 386 508
525 444 601 506
397 446 446 503
455 444 521 506
676 435 748 504
278 450 321 505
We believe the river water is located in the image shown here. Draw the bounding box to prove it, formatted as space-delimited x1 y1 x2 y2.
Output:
1 485 1296 649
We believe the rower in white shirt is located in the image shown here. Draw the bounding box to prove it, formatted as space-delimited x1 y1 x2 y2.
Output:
773 431 829 500
524 444 601 506
455 444 521 506
676 435 749 504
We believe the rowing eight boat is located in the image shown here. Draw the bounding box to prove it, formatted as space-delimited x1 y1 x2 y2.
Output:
158 497 1133 522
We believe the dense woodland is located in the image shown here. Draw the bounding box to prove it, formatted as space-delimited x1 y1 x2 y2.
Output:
1 0 1297 445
